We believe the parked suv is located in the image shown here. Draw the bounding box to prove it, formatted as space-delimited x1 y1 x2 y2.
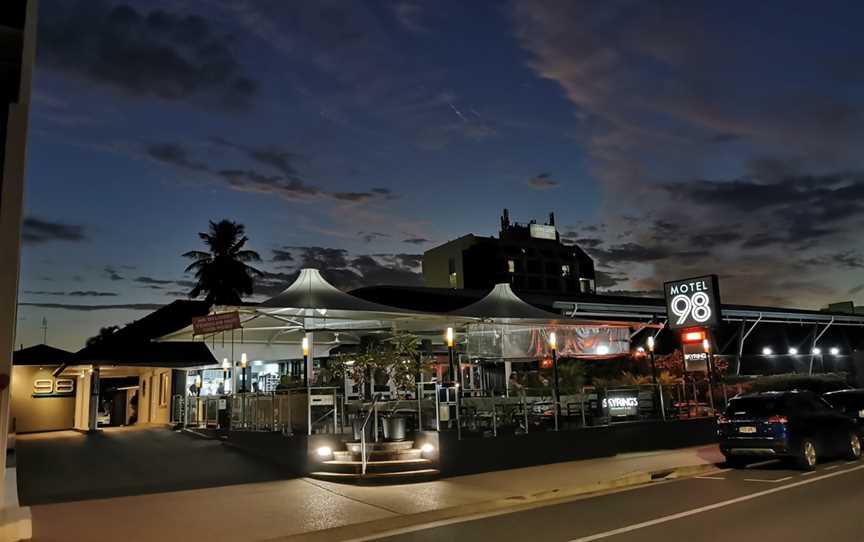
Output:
718 390 861 469
823 389 864 436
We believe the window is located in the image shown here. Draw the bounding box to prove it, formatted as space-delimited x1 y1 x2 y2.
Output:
561 264 571 277
159 372 169 406
449 272 457 288
579 278 595 294
507 259 515 273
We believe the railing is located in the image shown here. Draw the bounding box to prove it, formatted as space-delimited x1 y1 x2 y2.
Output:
360 393 382 476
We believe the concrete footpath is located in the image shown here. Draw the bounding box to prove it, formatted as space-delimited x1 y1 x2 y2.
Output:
28 444 722 542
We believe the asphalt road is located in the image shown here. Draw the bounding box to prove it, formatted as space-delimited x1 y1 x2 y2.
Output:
374 457 864 541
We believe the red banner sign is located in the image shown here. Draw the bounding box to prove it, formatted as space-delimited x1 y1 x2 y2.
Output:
192 311 241 335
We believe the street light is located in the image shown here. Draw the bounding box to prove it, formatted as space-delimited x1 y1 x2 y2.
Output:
302 336 309 387
446 327 455 384
549 332 560 426
762 347 773 356
195 374 202 397
812 347 822 355
788 348 798 355
241 352 248 393
830 347 840 356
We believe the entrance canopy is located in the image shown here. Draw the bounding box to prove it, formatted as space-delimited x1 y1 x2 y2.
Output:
449 283 561 321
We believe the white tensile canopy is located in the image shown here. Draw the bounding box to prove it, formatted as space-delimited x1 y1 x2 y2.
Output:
449 283 562 322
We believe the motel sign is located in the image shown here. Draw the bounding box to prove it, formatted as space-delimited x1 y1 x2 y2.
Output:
663 275 722 330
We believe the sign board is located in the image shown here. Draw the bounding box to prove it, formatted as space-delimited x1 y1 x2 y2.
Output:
32 377 75 398
683 343 709 372
602 390 640 417
664 275 722 330
529 223 557 240
192 311 241 335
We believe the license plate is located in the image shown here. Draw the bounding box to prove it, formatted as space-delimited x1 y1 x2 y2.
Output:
739 426 757 433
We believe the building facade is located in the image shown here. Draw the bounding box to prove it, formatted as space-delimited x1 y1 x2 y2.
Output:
423 209 596 295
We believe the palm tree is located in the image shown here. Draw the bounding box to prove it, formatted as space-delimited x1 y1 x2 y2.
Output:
183 219 264 305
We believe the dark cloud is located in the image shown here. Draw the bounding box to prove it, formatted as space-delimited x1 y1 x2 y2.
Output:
134 276 175 285
587 243 708 265
210 137 301 177
17 302 163 311
104 266 124 281
595 270 628 289
271 249 294 263
21 217 87 245
403 237 430 245
801 251 864 270
39 1 258 110
68 291 119 297
359 232 389 243
527 173 560 190
146 141 396 203
688 231 743 246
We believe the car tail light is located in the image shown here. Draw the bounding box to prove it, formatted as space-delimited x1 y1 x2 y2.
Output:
766 415 788 424
717 415 730 424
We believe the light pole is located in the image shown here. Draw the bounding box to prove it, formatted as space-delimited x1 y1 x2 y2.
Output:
446 327 455 384
222 358 229 394
240 353 248 393
703 338 715 411
549 332 560 425
302 337 309 388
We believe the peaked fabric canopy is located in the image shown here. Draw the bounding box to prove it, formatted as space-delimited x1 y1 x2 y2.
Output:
449 283 561 321
257 268 416 318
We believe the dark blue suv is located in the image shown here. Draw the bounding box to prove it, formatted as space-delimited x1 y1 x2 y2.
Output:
718 390 861 469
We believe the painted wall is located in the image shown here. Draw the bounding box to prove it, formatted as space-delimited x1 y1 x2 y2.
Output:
138 368 172 424
10 366 75 433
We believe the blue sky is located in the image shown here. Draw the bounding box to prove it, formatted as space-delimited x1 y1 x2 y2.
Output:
16 0 864 350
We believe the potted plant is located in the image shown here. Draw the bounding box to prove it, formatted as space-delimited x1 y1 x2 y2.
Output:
379 333 433 441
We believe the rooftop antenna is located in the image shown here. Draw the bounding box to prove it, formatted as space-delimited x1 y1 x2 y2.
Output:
41 316 48 344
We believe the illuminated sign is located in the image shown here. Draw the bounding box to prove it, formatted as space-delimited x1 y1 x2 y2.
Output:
683 343 709 372
529 223 557 240
32 377 75 398
664 275 722 330
602 390 640 416
192 311 241 335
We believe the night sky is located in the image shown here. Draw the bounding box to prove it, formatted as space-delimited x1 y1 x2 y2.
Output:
16 0 864 350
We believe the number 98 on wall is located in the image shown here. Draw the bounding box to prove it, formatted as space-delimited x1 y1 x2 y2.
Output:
663 275 722 330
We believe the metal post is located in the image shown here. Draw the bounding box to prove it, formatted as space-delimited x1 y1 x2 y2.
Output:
658 383 666 420
551 347 561 423
448 345 455 384
434 383 440 432
522 393 529 434
307 387 312 436
373 401 379 443
332 389 338 433
649 348 659 417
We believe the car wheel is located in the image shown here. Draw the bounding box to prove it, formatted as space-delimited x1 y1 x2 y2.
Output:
724 456 747 468
845 433 862 461
796 439 818 470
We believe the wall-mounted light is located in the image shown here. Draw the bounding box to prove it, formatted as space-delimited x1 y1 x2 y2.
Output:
446 327 454 348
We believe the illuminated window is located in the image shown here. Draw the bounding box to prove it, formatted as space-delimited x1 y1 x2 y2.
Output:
449 272 457 288
561 264 571 277
507 259 515 273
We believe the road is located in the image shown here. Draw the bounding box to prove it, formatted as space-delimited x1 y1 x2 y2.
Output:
373 457 864 541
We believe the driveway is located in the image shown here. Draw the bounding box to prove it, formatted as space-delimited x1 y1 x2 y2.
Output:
15 426 289 505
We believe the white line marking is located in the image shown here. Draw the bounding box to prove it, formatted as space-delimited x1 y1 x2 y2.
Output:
824 465 839 470
695 476 726 480
746 459 780 468
846 461 859 465
566 464 864 542
743 476 792 483
801 471 818 476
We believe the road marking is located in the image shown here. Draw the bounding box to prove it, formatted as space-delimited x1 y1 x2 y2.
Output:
824 465 839 470
846 461 859 465
566 464 864 542
801 470 818 476
743 476 792 483
695 476 726 480
746 459 780 468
